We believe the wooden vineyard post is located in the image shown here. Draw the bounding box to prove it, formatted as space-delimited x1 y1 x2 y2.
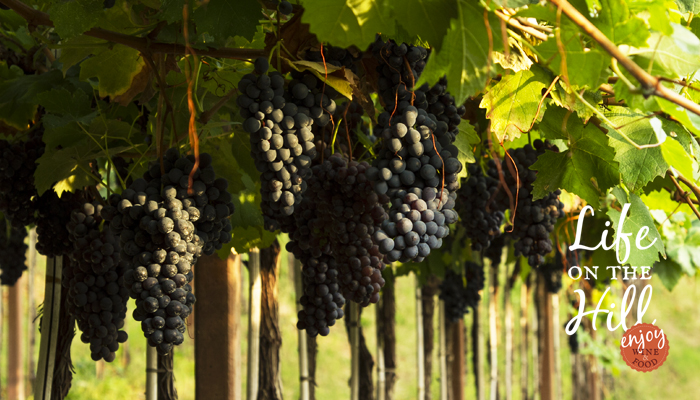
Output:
552 293 562 400
8 273 25 400
247 248 262 400
531 276 540 400
349 302 360 400
520 275 530 400
258 241 283 399
34 256 62 400
293 253 310 400
379 270 397 400
504 264 513 400
446 319 465 400
421 276 438 400
438 301 447 400
472 297 484 400
146 346 157 400
27 227 37 394
376 296 386 400
488 261 498 400
415 278 425 400
194 252 242 399
536 273 555 400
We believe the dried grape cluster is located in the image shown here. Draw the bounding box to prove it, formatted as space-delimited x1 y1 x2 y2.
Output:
0 225 27 286
65 201 129 362
0 131 44 226
492 140 564 267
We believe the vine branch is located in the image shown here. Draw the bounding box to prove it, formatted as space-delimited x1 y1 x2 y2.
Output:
0 0 266 60
549 0 700 118
669 174 700 221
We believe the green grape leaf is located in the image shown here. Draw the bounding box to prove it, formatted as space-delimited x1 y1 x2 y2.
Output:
653 258 682 291
660 134 694 179
453 121 476 180
628 24 700 78
536 29 608 90
393 0 457 50
416 1 503 105
654 97 700 136
676 0 700 13
549 82 602 122
48 0 103 39
605 108 669 192
301 0 393 49
79 45 146 98
642 190 694 215
193 0 260 42
607 188 665 267
35 87 93 120
229 190 277 254
480 65 551 142
532 107 619 208
200 135 248 195
162 0 186 24
628 0 673 35
594 0 649 47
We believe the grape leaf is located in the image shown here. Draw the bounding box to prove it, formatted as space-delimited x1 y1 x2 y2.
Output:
200 135 248 195
301 0 393 49
228 190 277 254
35 87 93 119
653 258 682 291
605 108 669 192
660 134 694 179
0 69 64 129
532 107 619 208
193 0 260 42
79 45 146 98
628 0 673 35
655 97 700 136
480 65 551 142
454 120 476 180
628 24 700 78
48 0 103 39
594 0 649 47
393 0 457 50
676 0 700 13
416 1 503 105
536 30 608 90
607 188 665 267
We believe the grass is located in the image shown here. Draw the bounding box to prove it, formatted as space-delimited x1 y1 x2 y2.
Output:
2 250 699 399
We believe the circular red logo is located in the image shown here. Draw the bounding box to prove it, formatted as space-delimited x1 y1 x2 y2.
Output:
620 323 669 372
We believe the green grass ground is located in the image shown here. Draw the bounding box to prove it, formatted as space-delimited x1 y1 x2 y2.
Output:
2 250 699 399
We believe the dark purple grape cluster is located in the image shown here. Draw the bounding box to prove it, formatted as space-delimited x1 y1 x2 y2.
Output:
35 189 86 257
107 148 233 354
456 164 504 251
491 140 564 267
238 58 316 232
540 250 563 293
65 201 128 362
0 130 44 226
305 44 360 73
372 39 429 109
288 70 338 129
286 155 388 335
439 269 469 322
464 261 485 309
484 234 507 267
0 225 27 286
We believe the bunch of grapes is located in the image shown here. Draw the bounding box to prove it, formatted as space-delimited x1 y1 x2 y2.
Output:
439 269 469 322
288 70 338 129
238 58 316 232
35 189 86 257
367 105 461 262
107 148 233 354
540 250 563 293
0 225 27 286
456 163 505 250
305 44 360 73
287 155 387 335
491 140 564 267
464 261 485 309
65 201 129 362
372 39 429 109
0 130 44 226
